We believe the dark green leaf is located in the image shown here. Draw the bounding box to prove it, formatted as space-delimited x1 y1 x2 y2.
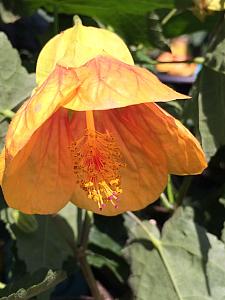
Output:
12 215 75 272
0 268 66 299
163 10 219 38
11 0 177 45
0 32 35 122
148 11 170 51
205 20 225 75
193 66 225 159
18 0 176 15
192 18 225 159
88 215 129 284
124 207 225 300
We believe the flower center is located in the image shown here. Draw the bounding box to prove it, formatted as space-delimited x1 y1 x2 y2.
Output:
70 111 125 210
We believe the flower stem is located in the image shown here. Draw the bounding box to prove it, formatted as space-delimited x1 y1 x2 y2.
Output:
53 4 59 35
77 210 102 300
167 175 175 205
77 207 83 245
160 192 174 210
176 176 193 206
79 253 102 300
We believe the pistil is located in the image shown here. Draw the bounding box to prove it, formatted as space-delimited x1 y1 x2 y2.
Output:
70 111 125 210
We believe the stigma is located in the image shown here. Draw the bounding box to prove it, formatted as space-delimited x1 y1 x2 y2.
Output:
70 111 125 210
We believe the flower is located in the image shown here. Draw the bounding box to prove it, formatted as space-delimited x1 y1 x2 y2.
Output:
193 0 225 12
192 0 225 19
0 18 207 216
156 37 197 77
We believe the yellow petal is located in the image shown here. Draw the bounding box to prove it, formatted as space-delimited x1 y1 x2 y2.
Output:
36 20 133 86
194 0 225 11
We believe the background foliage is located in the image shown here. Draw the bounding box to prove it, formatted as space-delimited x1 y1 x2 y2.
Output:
0 0 225 299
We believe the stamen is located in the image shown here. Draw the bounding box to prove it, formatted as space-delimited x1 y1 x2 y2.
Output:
70 111 125 210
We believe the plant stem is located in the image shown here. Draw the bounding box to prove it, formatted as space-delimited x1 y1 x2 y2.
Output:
161 8 177 25
167 175 175 204
53 4 59 35
80 211 92 250
160 193 174 210
176 176 193 206
78 210 102 300
77 207 83 245
79 253 102 300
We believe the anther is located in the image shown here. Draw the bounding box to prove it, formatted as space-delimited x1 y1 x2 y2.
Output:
70 111 125 210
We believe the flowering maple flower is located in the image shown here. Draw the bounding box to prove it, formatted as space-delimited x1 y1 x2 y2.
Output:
156 37 197 77
0 19 207 215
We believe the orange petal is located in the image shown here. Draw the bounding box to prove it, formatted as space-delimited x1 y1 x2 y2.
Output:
141 103 207 174
2 109 75 214
64 55 189 111
70 108 168 216
5 65 77 160
0 148 5 185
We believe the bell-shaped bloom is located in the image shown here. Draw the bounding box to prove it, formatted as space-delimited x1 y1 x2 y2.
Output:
0 19 207 216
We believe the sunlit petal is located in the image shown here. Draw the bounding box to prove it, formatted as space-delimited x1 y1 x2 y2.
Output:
2 109 75 214
64 55 189 111
5 65 77 160
36 20 133 85
70 108 168 215
137 103 207 174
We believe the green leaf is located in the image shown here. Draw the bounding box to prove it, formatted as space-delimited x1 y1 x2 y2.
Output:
193 66 225 159
88 226 124 282
124 207 225 300
0 268 66 299
163 10 219 38
221 222 225 243
205 21 225 75
11 215 75 272
18 0 176 15
88 215 129 284
148 11 170 51
58 202 78 240
12 0 178 45
0 32 35 122
0 119 8 151
193 19 225 159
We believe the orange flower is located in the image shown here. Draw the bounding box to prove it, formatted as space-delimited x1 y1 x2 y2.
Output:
156 37 197 77
0 19 207 216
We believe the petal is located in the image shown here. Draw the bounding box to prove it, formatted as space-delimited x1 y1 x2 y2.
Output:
0 148 5 185
5 65 77 160
140 103 207 174
64 55 189 111
36 21 133 86
70 108 168 216
2 109 75 214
